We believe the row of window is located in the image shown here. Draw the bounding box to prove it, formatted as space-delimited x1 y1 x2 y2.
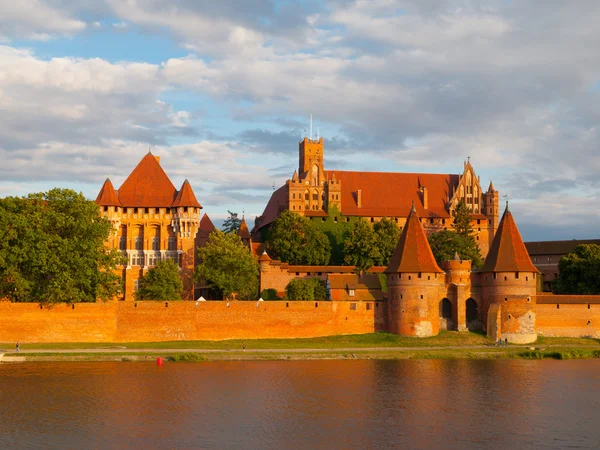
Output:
128 252 178 267
120 237 176 251
103 206 197 214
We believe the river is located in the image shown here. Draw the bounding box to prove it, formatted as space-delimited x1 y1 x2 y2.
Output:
1 360 599 449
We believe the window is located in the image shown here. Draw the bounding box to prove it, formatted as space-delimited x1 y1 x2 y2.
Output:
134 237 143 250
133 279 139 291
152 237 160 251
366 303 372 310
119 236 127 250
348 289 355 297
350 303 357 310
168 237 176 251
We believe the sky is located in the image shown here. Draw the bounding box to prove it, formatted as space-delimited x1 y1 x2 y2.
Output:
0 0 599 241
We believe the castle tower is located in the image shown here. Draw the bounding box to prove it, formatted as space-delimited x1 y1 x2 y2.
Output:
442 253 472 332
481 204 538 343
96 178 122 249
385 205 445 337
326 172 342 213
258 251 272 293
482 181 499 253
238 217 252 248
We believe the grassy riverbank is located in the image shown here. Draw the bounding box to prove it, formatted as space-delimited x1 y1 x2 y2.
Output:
1 332 599 362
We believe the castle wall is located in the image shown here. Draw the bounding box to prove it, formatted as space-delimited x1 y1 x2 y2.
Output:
0 300 386 343
535 294 600 338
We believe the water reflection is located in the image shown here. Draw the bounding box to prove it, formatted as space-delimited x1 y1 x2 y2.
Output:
1 360 599 449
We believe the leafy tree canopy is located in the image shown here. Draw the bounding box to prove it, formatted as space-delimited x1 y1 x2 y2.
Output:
222 210 242 234
265 211 331 265
373 217 401 266
260 288 279 300
285 278 328 300
0 189 123 304
428 229 483 268
553 244 600 294
195 230 259 300
343 218 381 273
136 259 183 300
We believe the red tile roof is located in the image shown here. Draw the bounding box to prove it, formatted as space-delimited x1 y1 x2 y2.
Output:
482 207 538 273
258 251 271 262
95 178 121 206
171 179 202 208
238 218 251 239
199 214 216 233
253 185 287 230
326 170 458 218
385 207 444 273
117 152 177 207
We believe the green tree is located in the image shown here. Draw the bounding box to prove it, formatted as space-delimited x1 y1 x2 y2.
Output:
373 217 400 266
0 189 123 304
428 229 483 268
343 218 381 273
260 288 279 300
136 259 183 300
195 230 259 299
453 200 474 237
222 210 242 234
285 278 327 300
265 211 331 265
553 244 600 294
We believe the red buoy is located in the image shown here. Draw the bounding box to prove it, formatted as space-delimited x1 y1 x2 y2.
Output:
157 357 163 366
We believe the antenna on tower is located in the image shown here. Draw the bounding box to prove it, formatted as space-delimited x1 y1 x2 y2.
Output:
309 114 313 141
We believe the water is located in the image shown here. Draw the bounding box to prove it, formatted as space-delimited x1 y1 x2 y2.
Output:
1 360 599 449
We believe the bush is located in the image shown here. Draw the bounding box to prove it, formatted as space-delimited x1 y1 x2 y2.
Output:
285 278 328 300
169 353 207 362
260 288 279 300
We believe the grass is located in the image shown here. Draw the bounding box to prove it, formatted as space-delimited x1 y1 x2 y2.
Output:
0 331 493 351
168 352 207 362
517 349 600 360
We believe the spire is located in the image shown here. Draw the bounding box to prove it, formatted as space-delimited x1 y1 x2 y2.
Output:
238 217 251 239
95 178 121 206
488 180 496 192
331 172 336 182
411 200 416 213
199 214 216 233
453 252 461 261
482 205 538 272
291 170 299 182
385 207 444 273
258 251 272 262
171 179 202 208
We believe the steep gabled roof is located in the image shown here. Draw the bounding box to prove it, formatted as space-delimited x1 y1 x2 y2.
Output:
199 214 216 233
117 152 177 207
325 170 459 218
385 206 444 273
238 218 251 239
95 178 121 206
171 179 202 208
482 206 538 273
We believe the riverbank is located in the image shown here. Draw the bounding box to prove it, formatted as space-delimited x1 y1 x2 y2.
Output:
1 332 599 362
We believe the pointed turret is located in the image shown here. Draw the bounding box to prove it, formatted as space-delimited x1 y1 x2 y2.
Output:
172 179 202 208
238 217 251 240
117 152 177 207
95 178 121 206
291 170 299 182
488 181 495 193
199 214 216 233
482 206 537 273
385 207 443 273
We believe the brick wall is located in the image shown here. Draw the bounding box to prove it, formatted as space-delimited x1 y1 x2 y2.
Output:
536 294 600 338
0 300 386 343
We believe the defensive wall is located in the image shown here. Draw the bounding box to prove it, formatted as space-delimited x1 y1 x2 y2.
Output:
534 294 600 338
0 300 386 343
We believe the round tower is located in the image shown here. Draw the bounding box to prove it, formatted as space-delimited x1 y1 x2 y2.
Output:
481 204 538 343
385 206 445 337
442 253 473 331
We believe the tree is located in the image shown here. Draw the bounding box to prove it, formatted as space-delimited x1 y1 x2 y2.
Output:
0 189 123 304
343 218 381 273
428 230 483 268
195 230 259 299
136 259 183 300
265 211 331 265
373 217 400 266
453 200 474 238
222 210 242 234
260 288 279 300
553 244 600 294
285 278 328 300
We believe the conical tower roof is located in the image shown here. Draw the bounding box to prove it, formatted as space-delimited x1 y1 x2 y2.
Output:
95 178 121 206
488 180 496 192
171 179 202 208
385 206 443 273
117 152 177 207
238 217 251 239
291 170 299 182
199 214 216 233
482 205 538 272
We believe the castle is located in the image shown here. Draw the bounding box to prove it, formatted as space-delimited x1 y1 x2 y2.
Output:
254 137 499 257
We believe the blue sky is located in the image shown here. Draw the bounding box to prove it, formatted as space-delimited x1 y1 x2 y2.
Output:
1 1 600 240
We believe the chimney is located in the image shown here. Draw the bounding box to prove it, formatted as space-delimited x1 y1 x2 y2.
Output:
422 186 428 209
357 189 362 208
154 156 161 165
